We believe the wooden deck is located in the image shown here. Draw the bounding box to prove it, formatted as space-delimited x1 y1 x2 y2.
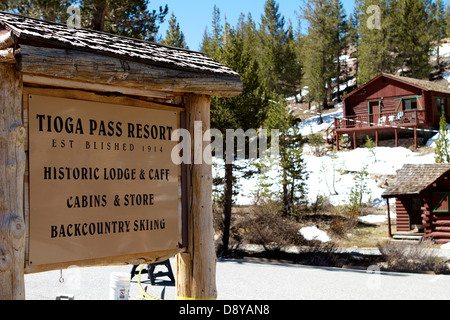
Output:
335 110 425 133
328 110 426 150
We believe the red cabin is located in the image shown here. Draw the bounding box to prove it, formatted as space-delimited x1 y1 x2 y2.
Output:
383 164 450 244
330 73 450 150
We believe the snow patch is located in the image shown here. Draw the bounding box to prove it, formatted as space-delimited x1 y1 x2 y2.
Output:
441 242 450 250
359 215 387 224
298 226 331 243
215 103 439 208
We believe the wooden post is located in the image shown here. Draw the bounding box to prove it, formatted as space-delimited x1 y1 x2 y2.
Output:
0 63 26 300
175 94 216 300
336 133 340 151
395 129 398 147
414 127 418 150
386 198 392 238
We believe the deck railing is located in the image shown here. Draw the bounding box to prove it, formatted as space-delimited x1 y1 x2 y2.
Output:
334 110 425 130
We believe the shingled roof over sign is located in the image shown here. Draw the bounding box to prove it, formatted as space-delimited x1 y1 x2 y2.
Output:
0 10 239 78
382 164 450 197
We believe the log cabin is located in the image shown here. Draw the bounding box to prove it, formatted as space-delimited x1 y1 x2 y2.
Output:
330 73 450 150
382 164 450 244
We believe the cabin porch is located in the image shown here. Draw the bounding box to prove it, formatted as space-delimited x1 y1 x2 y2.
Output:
328 109 426 150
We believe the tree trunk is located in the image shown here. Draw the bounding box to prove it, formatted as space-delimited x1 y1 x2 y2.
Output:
0 63 26 300
91 0 107 31
220 162 233 256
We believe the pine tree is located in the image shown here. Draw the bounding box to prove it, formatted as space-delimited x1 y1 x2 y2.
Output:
0 0 72 22
431 0 447 69
258 0 302 97
202 10 270 256
392 0 437 79
435 115 450 163
200 5 223 57
446 3 450 37
80 0 168 41
349 165 371 214
161 12 188 48
355 0 396 84
265 97 308 216
302 0 348 114
1 1 169 42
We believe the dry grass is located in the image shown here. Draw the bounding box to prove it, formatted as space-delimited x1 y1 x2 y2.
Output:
214 204 450 273
378 240 450 274
215 203 390 251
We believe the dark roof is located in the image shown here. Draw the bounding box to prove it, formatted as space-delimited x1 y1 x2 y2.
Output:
0 11 239 78
344 73 450 101
382 164 450 198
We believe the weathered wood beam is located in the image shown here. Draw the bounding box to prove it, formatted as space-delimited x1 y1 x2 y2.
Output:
0 30 14 50
0 63 26 300
17 45 243 98
23 74 175 100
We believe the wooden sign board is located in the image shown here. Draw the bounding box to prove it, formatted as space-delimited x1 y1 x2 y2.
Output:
27 94 181 267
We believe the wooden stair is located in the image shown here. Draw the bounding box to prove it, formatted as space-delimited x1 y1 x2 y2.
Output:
392 232 424 242
325 123 337 144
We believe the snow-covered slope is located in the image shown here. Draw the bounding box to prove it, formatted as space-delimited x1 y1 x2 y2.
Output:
215 107 436 208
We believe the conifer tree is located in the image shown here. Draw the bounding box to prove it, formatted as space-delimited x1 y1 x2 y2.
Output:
355 0 396 84
356 0 442 82
0 0 72 22
446 3 450 36
435 115 450 163
431 0 447 69
302 0 348 114
264 97 308 216
258 0 302 97
161 12 188 48
392 0 436 79
1 0 168 42
200 5 223 56
202 11 270 256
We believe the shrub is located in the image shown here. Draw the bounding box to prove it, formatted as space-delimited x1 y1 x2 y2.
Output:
378 240 449 274
238 200 305 252
348 165 371 214
299 243 340 267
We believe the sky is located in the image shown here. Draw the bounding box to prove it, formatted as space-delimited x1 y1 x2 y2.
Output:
151 0 356 51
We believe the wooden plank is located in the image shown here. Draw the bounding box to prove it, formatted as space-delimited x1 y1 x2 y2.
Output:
431 220 450 226
434 226 450 232
23 74 175 100
17 45 243 98
23 86 184 112
430 232 450 239
0 63 26 300
25 248 182 274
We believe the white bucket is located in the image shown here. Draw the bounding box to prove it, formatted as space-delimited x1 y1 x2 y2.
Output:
109 272 130 300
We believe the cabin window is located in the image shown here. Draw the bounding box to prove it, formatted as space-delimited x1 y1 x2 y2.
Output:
436 97 446 115
403 98 417 111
